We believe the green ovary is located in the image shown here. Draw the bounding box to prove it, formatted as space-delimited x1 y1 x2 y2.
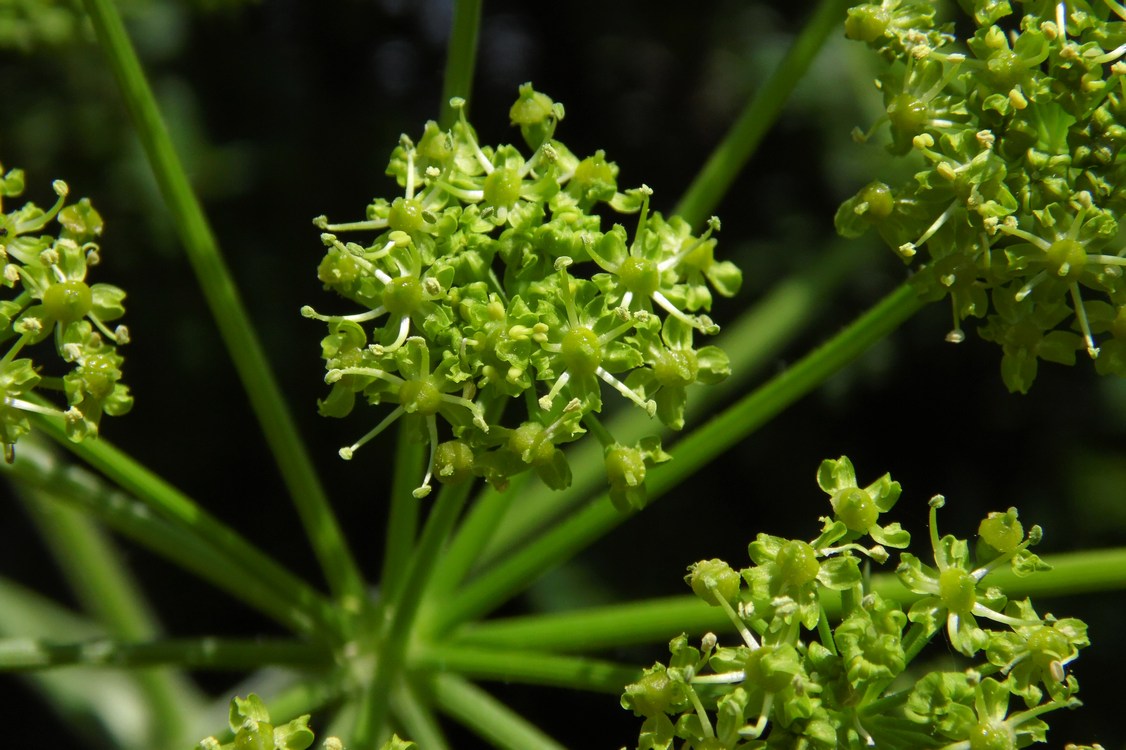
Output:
844 5 890 43
80 353 118 399
938 567 977 615
1044 238 1086 280
561 327 602 377
833 487 878 532
484 168 522 208
619 256 659 297
1027 627 1069 669
653 347 698 388
399 378 442 415
388 197 424 232
776 540 820 588
968 720 1016 750
382 276 423 315
508 422 555 466
886 93 930 136
43 280 93 323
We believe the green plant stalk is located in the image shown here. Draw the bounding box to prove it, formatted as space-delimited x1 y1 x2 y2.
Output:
381 423 425 606
451 596 727 653
77 0 364 608
433 282 924 634
448 547 1126 658
430 673 566 750
16 484 198 744
439 0 483 128
393 681 451 750
674 0 851 227
4 439 333 639
415 644 639 693
422 474 528 607
23 420 341 640
0 636 330 672
471 238 877 570
352 480 474 748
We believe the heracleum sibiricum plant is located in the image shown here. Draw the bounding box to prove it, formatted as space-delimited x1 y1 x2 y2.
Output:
837 0 1126 392
0 163 131 460
305 86 736 501
620 457 1091 750
1 0 1125 749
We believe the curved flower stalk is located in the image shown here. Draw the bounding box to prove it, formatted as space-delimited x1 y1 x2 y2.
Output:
307 86 741 498
837 0 1126 392
0 163 131 458
621 456 1090 750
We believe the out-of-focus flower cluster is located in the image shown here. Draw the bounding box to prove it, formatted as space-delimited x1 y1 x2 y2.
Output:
837 0 1126 392
0 163 131 460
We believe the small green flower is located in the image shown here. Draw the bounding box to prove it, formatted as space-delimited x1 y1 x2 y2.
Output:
985 599 1088 705
0 165 130 456
896 496 1043 656
815 456 909 550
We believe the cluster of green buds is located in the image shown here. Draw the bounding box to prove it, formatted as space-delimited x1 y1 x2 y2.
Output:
0 163 131 461
621 456 1092 750
837 0 1126 392
307 85 738 499
195 693 377 750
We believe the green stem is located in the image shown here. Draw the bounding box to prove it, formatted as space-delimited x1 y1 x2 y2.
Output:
6 436 337 640
16 482 198 742
352 481 474 749
393 681 451 750
382 422 424 606
674 0 851 227
452 595 726 652
0 636 329 672
434 283 923 633
430 673 566 750
77 0 364 608
415 644 639 693
422 475 527 607
475 239 876 568
440 0 484 127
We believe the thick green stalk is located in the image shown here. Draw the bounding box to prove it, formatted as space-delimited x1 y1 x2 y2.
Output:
447 546 1126 654
433 283 924 633
452 596 727 652
352 481 473 748
440 0 483 127
472 239 876 569
16 484 198 743
392 682 451 750
674 0 851 226
430 673 566 750
381 424 424 605
77 0 364 607
0 636 329 672
5 438 336 639
415 644 639 693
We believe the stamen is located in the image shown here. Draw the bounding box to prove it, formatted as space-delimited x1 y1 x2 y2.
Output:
338 405 405 460
596 366 657 416
412 415 439 498
1069 284 1100 358
301 305 387 324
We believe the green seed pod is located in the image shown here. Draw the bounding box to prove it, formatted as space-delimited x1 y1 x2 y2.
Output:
686 558 740 607
43 279 93 323
434 439 476 485
976 508 1024 562
832 486 878 533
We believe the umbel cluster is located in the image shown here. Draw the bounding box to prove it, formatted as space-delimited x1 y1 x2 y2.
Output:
306 85 740 504
838 0 1126 392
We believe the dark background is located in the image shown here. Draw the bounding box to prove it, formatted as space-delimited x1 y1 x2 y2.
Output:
2 0 1124 747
